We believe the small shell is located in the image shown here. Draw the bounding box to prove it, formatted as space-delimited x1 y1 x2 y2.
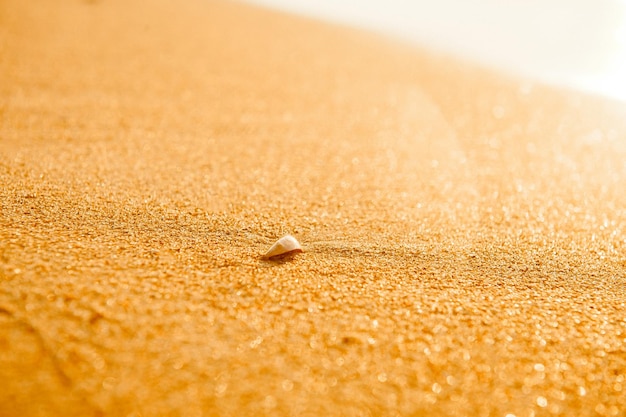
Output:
263 235 303 260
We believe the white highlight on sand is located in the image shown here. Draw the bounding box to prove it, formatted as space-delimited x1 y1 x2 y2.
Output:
247 0 626 102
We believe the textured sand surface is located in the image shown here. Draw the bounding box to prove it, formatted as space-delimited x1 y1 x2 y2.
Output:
1 1 626 416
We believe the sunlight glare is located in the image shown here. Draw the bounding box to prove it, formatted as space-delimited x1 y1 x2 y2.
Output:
247 0 626 102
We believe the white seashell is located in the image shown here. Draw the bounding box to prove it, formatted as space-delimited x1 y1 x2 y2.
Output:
263 235 303 260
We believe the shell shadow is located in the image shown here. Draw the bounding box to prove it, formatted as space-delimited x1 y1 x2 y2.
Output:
258 251 303 266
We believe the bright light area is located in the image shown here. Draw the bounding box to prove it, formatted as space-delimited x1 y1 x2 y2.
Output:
246 0 626 102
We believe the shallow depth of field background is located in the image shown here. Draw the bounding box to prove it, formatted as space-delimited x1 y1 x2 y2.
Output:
247 0 626 102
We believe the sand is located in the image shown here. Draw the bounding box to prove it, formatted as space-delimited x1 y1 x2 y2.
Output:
1 0 626 416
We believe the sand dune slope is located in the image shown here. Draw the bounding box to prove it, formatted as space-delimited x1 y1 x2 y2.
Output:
1 1 626 416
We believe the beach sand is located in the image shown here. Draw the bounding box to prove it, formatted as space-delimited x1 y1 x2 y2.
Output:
1 0 626 416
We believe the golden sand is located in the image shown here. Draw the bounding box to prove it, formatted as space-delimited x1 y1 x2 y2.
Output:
1 0 626 416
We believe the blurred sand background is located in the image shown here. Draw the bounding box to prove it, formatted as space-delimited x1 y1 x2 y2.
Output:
1 0 626 416
247 0 626 101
